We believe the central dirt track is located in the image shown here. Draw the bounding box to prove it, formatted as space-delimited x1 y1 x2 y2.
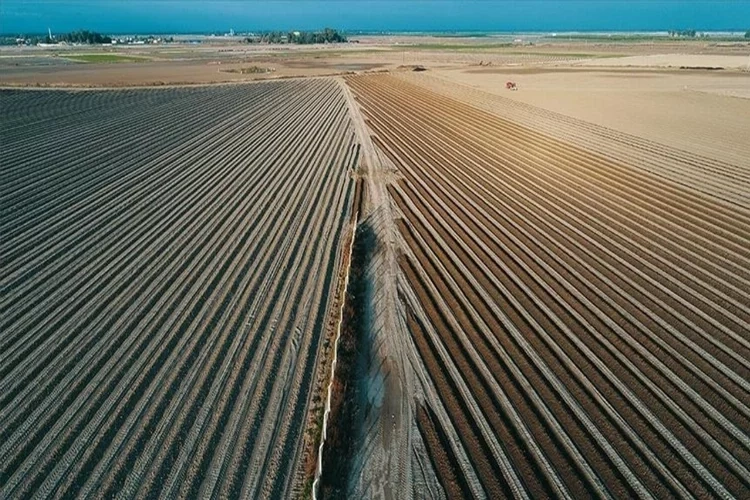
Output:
347 74 750 499
0 80 357 498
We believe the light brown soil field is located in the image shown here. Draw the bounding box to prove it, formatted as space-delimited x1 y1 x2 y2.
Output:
395 71 750 206
4 37 747 88
0 58 366 86
420 67 750 166
0 44 393 86
345 73 750 498
576 54 750 69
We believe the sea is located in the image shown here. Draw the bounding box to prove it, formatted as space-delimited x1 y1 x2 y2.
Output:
1 1 749 36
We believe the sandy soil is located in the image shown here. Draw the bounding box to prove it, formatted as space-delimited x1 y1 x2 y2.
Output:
339 79 429 500
430 66 750 166
4 37 748 87
577 53 750 69
0 43 396 86
0 57 387 87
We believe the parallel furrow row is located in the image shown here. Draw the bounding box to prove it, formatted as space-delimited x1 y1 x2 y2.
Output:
0 80 356 498
347 74 750 499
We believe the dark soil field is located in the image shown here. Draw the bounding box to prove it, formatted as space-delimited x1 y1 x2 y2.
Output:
0 80 357 498
346 73 750 499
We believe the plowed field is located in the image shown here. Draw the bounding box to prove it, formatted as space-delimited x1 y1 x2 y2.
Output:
347 73 750 499
0 80 357 498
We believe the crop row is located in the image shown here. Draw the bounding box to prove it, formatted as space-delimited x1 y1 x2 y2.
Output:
347 74 750 499
0 80 357 498
395 72 750 208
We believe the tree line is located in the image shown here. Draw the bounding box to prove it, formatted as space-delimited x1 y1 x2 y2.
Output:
244 28 347 45
45 30 112 44
668 29 750 39
1 29 113 45
668 30 698 38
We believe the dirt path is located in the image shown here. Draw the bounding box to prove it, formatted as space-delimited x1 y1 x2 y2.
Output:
334 78 444 499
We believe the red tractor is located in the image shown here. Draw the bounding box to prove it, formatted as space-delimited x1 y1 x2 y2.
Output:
506 81 518 91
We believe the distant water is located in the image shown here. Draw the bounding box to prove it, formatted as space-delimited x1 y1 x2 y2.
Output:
2 1 749 35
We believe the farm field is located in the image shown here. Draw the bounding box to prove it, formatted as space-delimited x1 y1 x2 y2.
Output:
395 71 750 205
63 54 150 64
2 34 749 499
0 80 357 498
345 73 750 498
414 67 750 165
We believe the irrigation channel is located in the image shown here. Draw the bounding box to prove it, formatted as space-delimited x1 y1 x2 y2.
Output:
312 212 358 499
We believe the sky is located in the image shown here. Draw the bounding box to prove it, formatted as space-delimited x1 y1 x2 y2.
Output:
2 1 750 35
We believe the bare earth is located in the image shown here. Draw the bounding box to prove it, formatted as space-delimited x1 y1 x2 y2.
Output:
338 38 749 499
577 53 750 69
429 67 750 166
348 71 750 498
3 36 749 499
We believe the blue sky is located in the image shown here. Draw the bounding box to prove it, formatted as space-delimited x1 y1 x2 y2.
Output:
2 1 749 34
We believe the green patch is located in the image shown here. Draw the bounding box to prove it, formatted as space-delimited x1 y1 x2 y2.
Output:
505 51 619 58
399 44 621 59
301 478 314 499
404 42 514 51
64 54 147 64
401 44 621 58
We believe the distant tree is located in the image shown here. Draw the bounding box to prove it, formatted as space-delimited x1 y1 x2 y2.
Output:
252 28 346 45
286 28 347 45
41 29 112 44
670 29 698 38
260 31 284 43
